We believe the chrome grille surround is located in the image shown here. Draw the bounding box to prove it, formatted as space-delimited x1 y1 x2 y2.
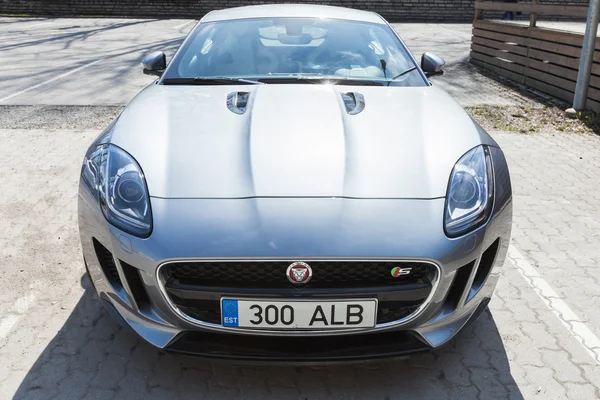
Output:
156 258 441 336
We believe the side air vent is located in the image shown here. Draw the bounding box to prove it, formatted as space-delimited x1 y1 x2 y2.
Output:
92 238 122 289
120 260 151 310
467 238 500 301
429 260 476 322
444 260 476 311
226 92 250 114
340 92 365 115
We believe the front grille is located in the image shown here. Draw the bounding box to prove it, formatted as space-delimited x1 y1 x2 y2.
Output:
377 304 421 324
161 260 434 289
178 301 221 324
161 260 438 327
169 299 422 325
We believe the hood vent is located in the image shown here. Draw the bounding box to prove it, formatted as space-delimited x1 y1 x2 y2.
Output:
227 92 250 114
340 92 365 115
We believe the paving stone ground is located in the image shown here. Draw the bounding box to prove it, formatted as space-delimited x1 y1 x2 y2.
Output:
0 17 599 400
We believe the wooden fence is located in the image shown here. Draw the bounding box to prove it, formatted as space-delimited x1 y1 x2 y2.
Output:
470 2 600 111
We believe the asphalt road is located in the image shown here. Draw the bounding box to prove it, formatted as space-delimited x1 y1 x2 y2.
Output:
0 17 186 105
1 17 600 400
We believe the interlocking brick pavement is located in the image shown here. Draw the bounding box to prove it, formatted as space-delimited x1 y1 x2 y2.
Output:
495 132 600 340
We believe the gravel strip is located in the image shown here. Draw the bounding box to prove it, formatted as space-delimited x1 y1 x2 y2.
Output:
467 105 600 135
0 105 124 130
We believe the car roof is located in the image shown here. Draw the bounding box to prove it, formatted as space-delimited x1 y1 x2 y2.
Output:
200 4 386 24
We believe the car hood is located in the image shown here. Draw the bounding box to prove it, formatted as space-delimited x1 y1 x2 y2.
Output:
111 83 494 199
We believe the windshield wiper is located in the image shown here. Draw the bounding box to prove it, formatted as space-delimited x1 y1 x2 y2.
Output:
387 66 418 85
257 76 385 86
162 76 264 85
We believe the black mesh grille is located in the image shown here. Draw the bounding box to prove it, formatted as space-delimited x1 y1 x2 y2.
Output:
179 302 221 324
161 261 434 289
376 304 420 324
172 300 420 325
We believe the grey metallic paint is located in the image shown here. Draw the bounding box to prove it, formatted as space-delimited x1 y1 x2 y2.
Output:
113 84 495 199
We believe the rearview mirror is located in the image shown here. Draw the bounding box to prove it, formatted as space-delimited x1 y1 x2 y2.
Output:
277 33 313 45
421 52 445 77
143 51 166 77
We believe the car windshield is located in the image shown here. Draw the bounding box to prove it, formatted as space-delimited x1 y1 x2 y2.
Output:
161 17 426 86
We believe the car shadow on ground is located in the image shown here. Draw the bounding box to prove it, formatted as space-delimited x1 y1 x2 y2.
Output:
0 19 161 51
12 275 524 400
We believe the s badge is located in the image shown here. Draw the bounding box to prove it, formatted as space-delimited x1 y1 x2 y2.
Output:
391 267 412 277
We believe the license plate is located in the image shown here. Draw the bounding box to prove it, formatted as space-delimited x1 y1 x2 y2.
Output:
221 298 377 330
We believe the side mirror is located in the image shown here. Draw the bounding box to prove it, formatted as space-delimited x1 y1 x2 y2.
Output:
143 51 166 76
421 52 445 77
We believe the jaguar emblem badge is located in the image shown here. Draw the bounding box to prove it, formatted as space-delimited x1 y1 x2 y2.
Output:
287 262 312 285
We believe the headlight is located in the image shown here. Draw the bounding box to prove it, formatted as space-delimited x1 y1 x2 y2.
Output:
82 144 152 237
444 145 493 237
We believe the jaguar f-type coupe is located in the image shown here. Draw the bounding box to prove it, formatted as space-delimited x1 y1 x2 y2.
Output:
78 4 512 361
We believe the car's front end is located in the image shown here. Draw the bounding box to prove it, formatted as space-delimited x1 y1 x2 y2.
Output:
78 5 512 362
80 181 511 361
78 95 512 361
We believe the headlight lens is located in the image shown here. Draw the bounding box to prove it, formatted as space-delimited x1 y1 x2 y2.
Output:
444 146 493 237
82 144 152 237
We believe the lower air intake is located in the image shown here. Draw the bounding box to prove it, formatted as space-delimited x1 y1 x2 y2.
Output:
167 330 431 361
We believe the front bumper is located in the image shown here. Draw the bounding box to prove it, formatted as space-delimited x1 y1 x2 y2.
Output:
79 186 512 361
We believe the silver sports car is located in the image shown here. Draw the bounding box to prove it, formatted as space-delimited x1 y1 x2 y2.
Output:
78 4 512 361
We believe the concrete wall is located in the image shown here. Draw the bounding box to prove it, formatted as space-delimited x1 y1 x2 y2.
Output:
0 0 589 22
